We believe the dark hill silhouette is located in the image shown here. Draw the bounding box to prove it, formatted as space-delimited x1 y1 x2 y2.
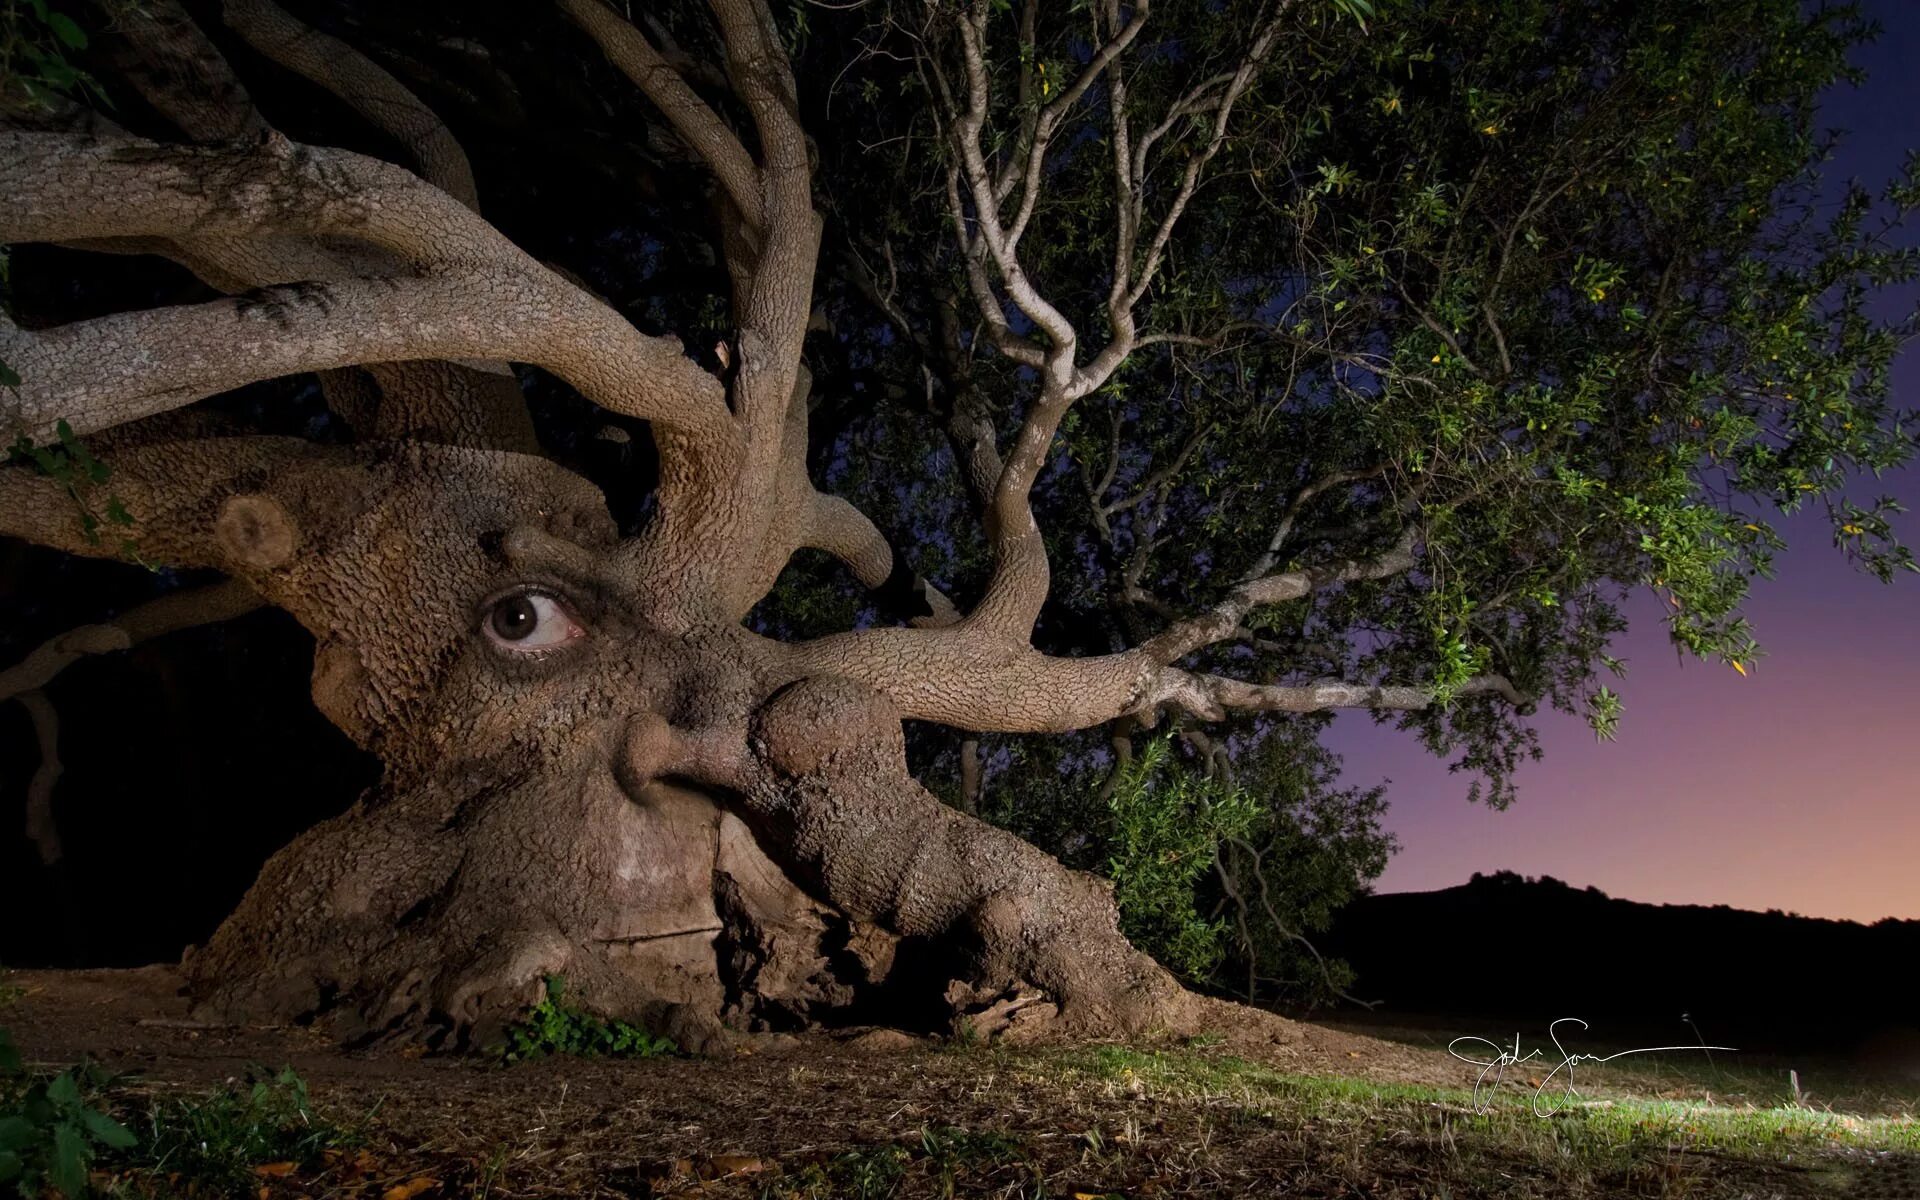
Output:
1320 871 1920 1054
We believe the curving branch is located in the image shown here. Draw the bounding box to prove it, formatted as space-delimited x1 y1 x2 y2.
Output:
222 0 479 209
16 692 66 866
105 0 266 143
91 4 537 451
789 524 1527 735
1142 528 1419 665
0 579 264 706
0 132 730 448
804 494 962 627
0 271 719 446
2 580 266 867
557 0 764 231
922 0 1299 646
1152 672 1528 722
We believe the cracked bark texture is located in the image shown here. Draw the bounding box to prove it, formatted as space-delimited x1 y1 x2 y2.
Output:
0 0 1494 1049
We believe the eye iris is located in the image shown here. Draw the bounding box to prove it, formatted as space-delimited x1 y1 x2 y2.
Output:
490 595 539 641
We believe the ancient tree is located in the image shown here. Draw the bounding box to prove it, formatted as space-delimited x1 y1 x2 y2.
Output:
1 0 1912 1045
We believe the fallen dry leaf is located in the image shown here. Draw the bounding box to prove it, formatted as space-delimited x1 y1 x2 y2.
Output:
381 1177 440 1200
705 1153 768 1177
254 1162 298 1178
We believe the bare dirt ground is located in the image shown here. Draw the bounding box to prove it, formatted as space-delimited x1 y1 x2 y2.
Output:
4 967 1909 1198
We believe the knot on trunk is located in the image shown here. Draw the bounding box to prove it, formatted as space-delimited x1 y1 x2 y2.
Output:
214 493 298 568
753 676 904 778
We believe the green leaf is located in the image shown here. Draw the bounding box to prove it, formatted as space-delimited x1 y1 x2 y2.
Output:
46 12 87 49
80 1108 136 1150
45 1070 82 1108
49 1121 88 1197
0 1115 34 1152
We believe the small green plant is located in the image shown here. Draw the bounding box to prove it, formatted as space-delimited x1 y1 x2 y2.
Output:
5 422 141 560
497 976 676 1063
130 1065 351 1191
0 1029 137 1199
766 1145 909 1200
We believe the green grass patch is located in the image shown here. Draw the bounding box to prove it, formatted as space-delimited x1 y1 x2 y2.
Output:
1035 1040 1919 1194
4 1025 354 1199
124 1066 357 1191
759 1126 1031 1200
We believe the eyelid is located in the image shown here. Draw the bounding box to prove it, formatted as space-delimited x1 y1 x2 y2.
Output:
480 587 588 653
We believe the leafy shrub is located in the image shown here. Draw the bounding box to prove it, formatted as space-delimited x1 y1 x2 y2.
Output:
1106 738 1260 980
498 976 676 1063
978 718 1394 1008
0 1028 136 1199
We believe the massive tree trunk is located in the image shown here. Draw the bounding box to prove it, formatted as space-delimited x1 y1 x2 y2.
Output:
0 0 1510 1049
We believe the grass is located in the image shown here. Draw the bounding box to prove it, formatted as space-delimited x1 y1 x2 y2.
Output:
2 1051 363 1198
1012 1042 1919 1197
1332 1016 1920 1119
122 1066 360 1191
759 1126 1031 1200
694 1041 1920 1197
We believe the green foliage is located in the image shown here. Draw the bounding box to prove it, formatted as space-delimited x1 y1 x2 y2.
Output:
0 1033 135 1199
769 1145 908 1200
1214 727 1397 1007
497 976 676 1063
980 722 1394 1005
1105 738 1259 981
130 1066 351 1192
5 423 141 562
793 0 1919 816
0 0 106 115
0 1038 348 1199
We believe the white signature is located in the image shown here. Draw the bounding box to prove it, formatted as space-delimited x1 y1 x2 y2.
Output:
1448 1017 1735 1116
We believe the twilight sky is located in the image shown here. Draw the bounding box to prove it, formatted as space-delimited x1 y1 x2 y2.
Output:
1325 0 1920 924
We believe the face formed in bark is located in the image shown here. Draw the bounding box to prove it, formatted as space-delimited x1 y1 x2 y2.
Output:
155 440 1201 1050
0 0 1333 1053
176 445 803 1046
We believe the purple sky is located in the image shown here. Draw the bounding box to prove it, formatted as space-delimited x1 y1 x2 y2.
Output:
1325 1 1920 924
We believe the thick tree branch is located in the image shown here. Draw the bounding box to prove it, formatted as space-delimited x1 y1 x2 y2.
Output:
0 271 719 445
805 494 961 626
98 6 537 450
106 0 265 143
557 0 765 231
222 0 479 208
789 527 1479 735
6 131 507 270
0 133 729 446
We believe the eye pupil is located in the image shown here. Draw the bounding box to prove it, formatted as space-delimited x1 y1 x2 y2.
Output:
490 595 539 640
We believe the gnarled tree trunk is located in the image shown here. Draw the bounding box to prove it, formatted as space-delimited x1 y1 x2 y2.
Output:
1 0 1508 1050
